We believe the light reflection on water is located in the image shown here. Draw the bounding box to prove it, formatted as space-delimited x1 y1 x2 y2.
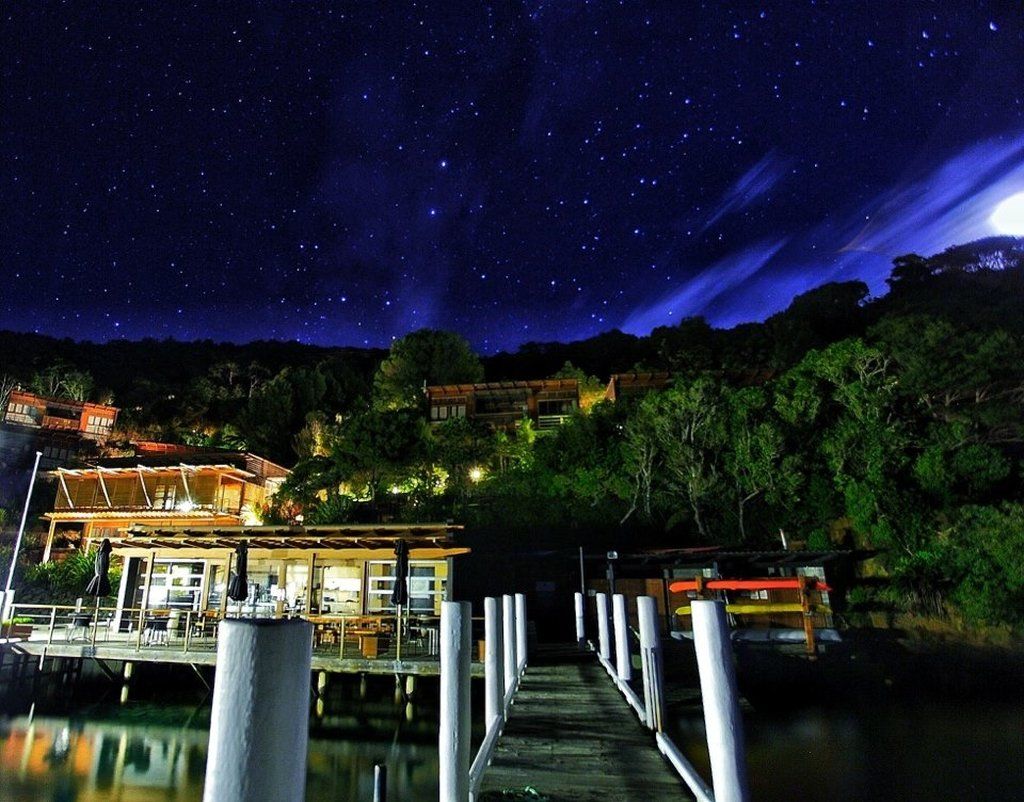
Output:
0 715 438 801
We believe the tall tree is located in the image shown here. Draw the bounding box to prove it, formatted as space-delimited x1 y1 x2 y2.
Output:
373 329 484 409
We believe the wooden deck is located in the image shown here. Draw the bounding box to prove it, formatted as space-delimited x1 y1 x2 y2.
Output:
479 646 690 801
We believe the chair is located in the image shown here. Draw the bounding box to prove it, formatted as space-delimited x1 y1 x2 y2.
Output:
67 613 93 642
143 617 169 646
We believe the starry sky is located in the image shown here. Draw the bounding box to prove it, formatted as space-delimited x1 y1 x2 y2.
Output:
2 2 1024 352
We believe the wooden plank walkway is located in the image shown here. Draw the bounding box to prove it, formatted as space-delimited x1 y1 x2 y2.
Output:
479 646 690 801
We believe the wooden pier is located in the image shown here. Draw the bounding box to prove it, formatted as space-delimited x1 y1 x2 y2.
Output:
478 645 689 801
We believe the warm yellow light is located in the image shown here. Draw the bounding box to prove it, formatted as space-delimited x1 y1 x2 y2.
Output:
468 466 485 483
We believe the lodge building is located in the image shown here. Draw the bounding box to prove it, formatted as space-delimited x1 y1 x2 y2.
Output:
42 450 289 561
425 378 579 430
1 390 119 470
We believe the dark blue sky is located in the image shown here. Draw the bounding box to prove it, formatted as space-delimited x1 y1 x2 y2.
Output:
2 2 1023 351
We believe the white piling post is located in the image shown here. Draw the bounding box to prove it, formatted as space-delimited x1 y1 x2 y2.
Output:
691 600 750 802
502 594 516 700
203 619 312 802
514 593 527 675
574 592 585 648
439 600 471 802
484 596 504 729
373 763 387 802
637 595 665 732
595 592 611 661
612 593 632 682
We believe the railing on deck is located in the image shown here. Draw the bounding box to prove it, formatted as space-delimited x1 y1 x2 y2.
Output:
0 603 466 664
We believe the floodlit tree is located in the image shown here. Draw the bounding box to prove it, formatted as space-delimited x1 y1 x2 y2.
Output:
647 379 726 539
372 329 484 409
30 362 95 402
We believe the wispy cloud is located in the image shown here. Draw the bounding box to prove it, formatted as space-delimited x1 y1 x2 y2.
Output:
622 239 788 335
624 132 1024 334
698 152 792 234
841 136 1024 257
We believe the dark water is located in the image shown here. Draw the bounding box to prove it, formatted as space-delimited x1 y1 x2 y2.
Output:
671 700 1024 801
2 670 1022 800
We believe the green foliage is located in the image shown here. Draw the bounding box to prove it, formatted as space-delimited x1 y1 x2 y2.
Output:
31 360 95 402
373 329 484 409
22 549 122 602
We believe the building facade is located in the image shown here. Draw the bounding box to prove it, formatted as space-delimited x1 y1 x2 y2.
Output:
425 378 579 431
42 450 289 561
111 523 465 624
1 390 119 470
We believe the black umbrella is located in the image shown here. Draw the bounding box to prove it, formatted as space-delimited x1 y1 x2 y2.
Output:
227 541 249 602
84 539 112 597
83 538 112 640
391 540 409 609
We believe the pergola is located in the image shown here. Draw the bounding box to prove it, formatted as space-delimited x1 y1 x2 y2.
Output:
117 523 468 559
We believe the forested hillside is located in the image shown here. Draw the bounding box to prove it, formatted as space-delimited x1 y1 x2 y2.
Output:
2 238 1023 630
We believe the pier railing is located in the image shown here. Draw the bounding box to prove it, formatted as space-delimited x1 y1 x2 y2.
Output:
437 592 527 802
581 590 750 802
1 602 472 665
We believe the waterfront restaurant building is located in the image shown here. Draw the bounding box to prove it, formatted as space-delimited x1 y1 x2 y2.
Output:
111 523 466 624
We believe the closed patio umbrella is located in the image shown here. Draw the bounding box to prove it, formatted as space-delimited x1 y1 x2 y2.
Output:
392 540 409 643
84 538 112 641
227 541 249 614
85 539 113 598
391 540 409 609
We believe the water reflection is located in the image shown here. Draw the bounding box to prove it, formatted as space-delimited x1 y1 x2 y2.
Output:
0 716 438 801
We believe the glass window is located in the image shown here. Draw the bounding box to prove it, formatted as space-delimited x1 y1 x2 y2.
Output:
320 564 362 615
366 560 448 615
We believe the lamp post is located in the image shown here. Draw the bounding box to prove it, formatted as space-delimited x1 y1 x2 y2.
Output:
2 451 42 620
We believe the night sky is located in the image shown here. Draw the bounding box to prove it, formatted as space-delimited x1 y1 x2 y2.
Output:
2 3 1023 351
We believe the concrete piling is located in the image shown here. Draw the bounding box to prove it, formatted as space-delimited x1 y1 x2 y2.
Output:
574 592 586 648
203 619 312 802
514 593 527 675
439 601 471 802
502 594 516 701
637 596 664 732
691 600 749 802
484 596 505 729
595 592 611 661
612 593 631 682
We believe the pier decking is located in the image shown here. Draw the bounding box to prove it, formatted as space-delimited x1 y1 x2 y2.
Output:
2 604 484 678
479 646 689 801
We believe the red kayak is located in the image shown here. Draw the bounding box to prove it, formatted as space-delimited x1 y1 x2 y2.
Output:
668 577 832 593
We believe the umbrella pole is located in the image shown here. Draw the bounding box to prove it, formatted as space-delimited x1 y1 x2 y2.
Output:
92 596 101 645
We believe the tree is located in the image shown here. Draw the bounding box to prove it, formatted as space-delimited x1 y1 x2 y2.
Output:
722 386 799 541
30 361 95 401
647 380 726 539
373 330 483 409
0 374 16 412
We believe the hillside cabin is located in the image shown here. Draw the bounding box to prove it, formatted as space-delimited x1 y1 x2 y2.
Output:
42 451 289 562
425 378 579 431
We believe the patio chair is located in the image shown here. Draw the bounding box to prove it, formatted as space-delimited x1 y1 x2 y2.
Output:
66 613 93 642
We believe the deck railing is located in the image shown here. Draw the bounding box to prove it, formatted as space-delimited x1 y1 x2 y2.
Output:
0 603 472 663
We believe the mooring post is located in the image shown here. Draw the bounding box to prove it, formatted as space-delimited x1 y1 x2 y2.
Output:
439 600 471 802
691 600 750 802
574 591 586 648
203 619 312 802
595 592 611 661
612 593 632 682
514 593 527 676
373 762 387 802
502 594 516 701
484 596 505 729
637 595 665 731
